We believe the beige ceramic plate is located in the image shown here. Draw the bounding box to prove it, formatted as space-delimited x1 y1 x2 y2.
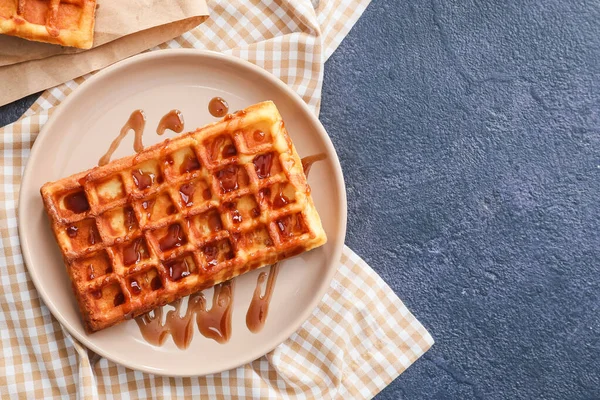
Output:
18 50 346 376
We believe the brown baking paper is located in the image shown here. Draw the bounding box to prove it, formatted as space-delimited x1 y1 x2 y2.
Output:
0 0 208 107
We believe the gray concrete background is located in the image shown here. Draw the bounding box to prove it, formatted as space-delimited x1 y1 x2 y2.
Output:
2 1 599 399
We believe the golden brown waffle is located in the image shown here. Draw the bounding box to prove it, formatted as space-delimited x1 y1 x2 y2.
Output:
41 101 327 332
0 0 97 49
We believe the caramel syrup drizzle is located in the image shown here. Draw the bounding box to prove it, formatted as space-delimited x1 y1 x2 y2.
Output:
100 105 329 348
98 110 146 166
301 153 327 176
156 109 184 136
246 263 279 333
135 281 234 349
99 109 186 166
195 280 235 343
208 97 229 118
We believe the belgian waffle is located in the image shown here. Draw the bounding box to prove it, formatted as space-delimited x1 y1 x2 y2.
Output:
0 0 97 49
40 101 327 332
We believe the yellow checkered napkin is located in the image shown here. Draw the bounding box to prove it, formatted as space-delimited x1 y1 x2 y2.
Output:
0 0 433 398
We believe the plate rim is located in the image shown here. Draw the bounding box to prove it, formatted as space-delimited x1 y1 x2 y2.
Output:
18 49 347 376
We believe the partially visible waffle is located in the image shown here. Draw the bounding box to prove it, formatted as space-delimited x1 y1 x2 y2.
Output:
0 0 97 49
41 101 327 332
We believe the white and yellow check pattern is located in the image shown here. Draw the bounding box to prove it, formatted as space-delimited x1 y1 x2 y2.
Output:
0 1 433 398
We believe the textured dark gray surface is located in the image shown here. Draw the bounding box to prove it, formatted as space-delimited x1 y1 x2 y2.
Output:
2 1 600 398
319 1 600 399
0 93 39 126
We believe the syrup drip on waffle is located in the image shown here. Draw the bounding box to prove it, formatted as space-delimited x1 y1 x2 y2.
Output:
64 191 90 213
